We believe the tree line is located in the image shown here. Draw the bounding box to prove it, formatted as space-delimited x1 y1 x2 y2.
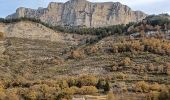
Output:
0 14 170 37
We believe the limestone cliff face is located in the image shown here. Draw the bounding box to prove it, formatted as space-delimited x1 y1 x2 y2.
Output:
6 0 147 27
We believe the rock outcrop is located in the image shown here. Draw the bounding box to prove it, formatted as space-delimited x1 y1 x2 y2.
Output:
6 0 147 27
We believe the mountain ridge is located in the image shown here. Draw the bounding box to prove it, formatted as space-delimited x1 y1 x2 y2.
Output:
6 0 147 27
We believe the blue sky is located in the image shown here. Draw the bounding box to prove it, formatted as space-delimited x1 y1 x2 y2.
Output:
0 0 170 18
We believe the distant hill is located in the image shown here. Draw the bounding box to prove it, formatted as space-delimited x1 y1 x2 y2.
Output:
6 0 147 27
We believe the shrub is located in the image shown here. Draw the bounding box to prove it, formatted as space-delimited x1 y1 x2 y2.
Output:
69 86 79 94
96 79 106 89
146 91 159 100
112 37 170 55
29 84 57 99
59 80 69 90
0 32 4 40
112 45 118 53
86 46 99 54
111 62 118 71
61 86 79 98
24 90 38 100
70 50 85 59
150 83 161 91
78 86 98 95
157 65 164 73
63 88 75 95
77 75 98 87
148 63 155 72
116 72 126 80
6 88 20 100
0 91 6 100
158 89 170 100
104 81 111 92
0 82 6 100
67 77 78 87
112 66 118 71
107 91 116 100
135 81 149 93
166 63 170 75
121 57 131 66
56 91 72 100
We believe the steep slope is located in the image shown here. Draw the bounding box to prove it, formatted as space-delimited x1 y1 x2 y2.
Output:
0 21 93 79
6 0 147 27
0 21 89 45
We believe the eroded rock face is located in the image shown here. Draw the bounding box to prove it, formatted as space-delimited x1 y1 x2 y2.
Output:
6 0 147 27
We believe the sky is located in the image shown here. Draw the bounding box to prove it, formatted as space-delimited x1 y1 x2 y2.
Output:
0 0 170 18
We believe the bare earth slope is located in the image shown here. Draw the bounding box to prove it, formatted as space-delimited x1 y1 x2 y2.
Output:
0 21 89 45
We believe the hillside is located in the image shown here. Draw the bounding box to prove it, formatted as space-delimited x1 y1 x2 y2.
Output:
0 15 169 100
6 0 147 27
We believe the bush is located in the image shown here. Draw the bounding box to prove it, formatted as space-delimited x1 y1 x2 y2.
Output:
148 63 155 72
69 86 79 94
116 72 126 80
158 89 170 100
96 79 111 92
78 86 98 95
67 77 78 87
121 57 131 66
70 50 85 59
29 84 57 99
112 37 170 55
0 32 4 40
135 81 149 93
63 86 79 95
96 79 106 89
77 75 98 87
146 91 159 100
107 91 116 100
85 46 99 54
24 90 38 100
0 82 6 100
6 88 20 100
166 63 170 75
59 80 69 90
104 81 111 92
150 83 161 91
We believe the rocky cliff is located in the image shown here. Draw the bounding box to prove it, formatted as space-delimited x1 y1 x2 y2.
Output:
6 0 147 27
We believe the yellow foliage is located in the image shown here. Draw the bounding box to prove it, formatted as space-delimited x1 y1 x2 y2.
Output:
25 90 38 100
150 83 161 91
107 91 116 100
135 81 149 93
78 75 98 86
121 57 131 66
78 86 98 95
